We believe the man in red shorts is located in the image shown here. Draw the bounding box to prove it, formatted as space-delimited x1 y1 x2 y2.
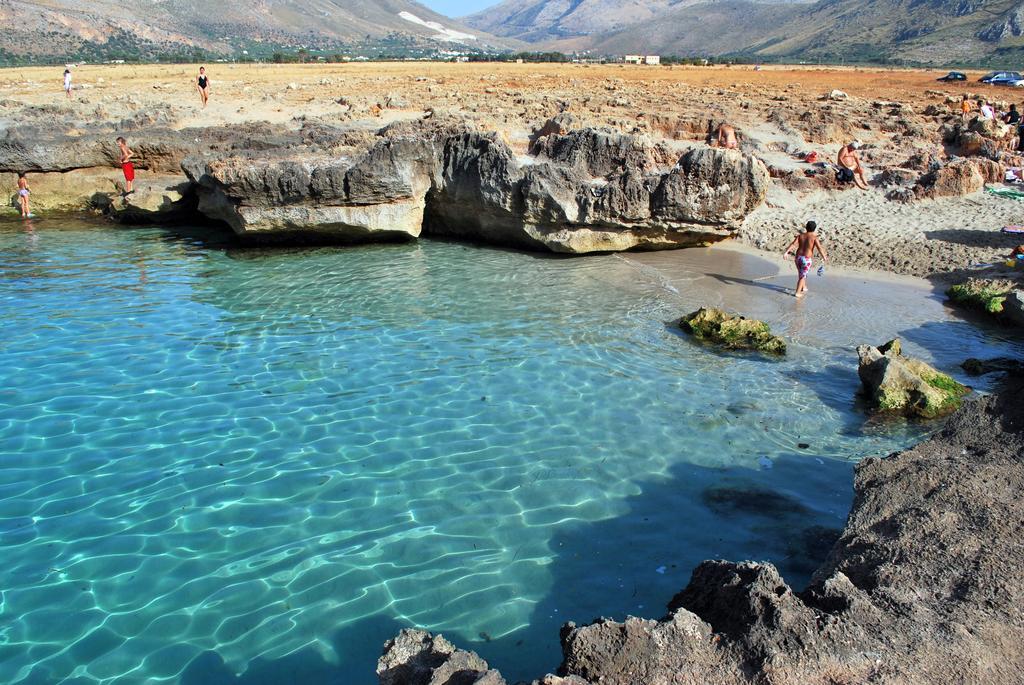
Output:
116 136 135 196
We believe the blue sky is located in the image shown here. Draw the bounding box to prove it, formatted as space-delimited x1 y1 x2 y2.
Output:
420 0 496 18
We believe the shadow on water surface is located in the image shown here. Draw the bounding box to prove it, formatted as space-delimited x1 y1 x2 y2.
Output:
467 455 852 682
179 615 406 685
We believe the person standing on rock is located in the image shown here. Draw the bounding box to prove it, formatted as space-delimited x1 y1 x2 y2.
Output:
116 136 135 196
17 173 31 218
196 67 210 109
63 68 72 99
783 221 828 298
961 95 973 119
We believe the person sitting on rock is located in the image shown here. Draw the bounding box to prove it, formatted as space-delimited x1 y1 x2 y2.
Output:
715 123 738 149
837 141 869 190
1005 104 1021 125
980 101 996 120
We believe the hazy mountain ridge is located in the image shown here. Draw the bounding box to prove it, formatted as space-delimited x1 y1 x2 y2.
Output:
0 0 506 60
466 0 1024 64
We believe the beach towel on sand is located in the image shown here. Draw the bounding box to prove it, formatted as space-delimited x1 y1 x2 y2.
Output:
1002 225 1024 234
986 187 1024 201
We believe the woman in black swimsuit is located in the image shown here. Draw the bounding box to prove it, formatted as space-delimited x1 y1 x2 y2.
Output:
196 67 210 108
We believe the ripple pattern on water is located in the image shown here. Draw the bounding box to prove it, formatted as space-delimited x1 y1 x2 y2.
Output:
1 222 1020 684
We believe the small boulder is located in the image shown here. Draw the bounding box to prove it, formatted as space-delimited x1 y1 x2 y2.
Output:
827 89 848 101
857 339 969 419
1006 290 1024 326
947 278 1017 315
679 308 786 355
378 629 505 685
915 158 985 198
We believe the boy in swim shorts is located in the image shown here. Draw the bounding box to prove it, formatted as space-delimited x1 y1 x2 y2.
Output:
116 136 135 195
17 173 30 217
783 221 828 297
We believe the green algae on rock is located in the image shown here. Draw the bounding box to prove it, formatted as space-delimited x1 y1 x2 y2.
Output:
857 338 969 419
947 278 1016 316
679 308 786 355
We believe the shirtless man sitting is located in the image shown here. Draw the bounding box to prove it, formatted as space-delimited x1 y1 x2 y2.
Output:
837 141 869 190
716 123 738 149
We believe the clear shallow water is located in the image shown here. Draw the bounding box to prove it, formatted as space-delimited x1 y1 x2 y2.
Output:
1 219 1020 685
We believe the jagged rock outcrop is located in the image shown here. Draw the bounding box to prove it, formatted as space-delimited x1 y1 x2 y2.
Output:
377 629 505 685
678 307 786 354
379 375 1024 684
857 338 969 418
184 120 769 252
914 157 999 198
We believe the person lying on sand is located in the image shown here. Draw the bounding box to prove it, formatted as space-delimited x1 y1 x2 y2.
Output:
837 141 869 190
1010 245 1024 260
716 123 738 149
783 221 828 298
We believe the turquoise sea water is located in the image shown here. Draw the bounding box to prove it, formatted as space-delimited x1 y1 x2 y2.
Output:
1 219 1020 684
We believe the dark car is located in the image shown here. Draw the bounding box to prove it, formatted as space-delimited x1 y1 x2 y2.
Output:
980 70 1022 83
937 71 967 82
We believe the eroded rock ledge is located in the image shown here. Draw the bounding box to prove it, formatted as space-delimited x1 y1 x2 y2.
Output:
181 117 769 253
0 116 768 254
379 375 1024 684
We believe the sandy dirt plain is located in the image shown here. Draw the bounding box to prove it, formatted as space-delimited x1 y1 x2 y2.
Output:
3 61 1024 282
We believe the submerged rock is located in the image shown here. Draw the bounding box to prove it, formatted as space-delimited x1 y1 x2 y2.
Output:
679 308 786 354
857 338 969 418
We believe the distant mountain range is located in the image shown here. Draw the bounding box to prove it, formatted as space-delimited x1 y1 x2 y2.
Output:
5 0 1024 65
0 0 509 61
464 0 1024 65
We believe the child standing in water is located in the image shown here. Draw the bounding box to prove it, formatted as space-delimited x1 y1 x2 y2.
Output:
116 136 135 196
17 173 31 217
783 221 828 297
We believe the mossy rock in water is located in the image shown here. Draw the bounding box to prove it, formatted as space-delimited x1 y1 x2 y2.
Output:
679 307 786 355
947 278 1016 316
857 338 970 419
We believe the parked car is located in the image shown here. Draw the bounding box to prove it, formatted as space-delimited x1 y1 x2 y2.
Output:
979 70 1022 84
937 71 967 82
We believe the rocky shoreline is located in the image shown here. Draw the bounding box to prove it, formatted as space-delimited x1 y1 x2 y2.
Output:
377 371 1024 684
2 65 1023 683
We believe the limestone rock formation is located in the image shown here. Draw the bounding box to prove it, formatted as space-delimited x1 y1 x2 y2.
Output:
679 307 786 354
185 120 770 253
857 338 969 418
379 375 1024 684
377 629 505 685
914 158 988 199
